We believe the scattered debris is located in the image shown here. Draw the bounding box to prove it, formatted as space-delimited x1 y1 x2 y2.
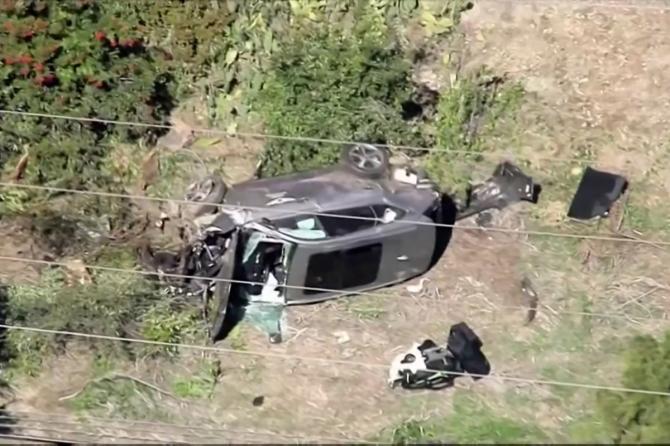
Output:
520 277 539 325
406 278 430 294
457 161 541 221
63 259 92 286
333 330 350 344
567 167 628 220
11 150 29 182
388 322 491 390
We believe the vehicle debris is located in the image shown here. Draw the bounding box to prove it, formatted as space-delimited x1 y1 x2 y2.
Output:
567 167 628 220
333 330 350 344
521 276 539 325
456 161 541 221
406 278 430 294
140 144 540 344
388 322 490 390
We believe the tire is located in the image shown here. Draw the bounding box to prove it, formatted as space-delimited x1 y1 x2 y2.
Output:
185 174 228 218
340 143 390 179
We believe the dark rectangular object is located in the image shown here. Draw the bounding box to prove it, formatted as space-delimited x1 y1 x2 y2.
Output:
567 167 628 220
447 322 491 378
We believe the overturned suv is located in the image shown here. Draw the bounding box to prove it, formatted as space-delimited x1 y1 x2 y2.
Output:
166 144 539 343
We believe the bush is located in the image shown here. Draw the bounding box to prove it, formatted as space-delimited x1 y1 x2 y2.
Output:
425 71 524 191
254 9 427 177
140 302 201 357
0 0 174 189
597 332 670 443
3 269 160 375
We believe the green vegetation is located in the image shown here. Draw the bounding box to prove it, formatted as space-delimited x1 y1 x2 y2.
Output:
0 0 173 190
596 331 670 443
71 376 169 420
140 302 201 357
386 392 547 444
254 9 423 177
426 71 525 191
4 269 159 375
171 359 220 399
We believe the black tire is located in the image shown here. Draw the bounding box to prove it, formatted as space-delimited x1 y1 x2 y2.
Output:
185 174 228 218
340 143 390 179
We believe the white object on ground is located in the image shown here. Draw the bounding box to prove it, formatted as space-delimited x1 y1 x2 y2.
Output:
406 278 430 294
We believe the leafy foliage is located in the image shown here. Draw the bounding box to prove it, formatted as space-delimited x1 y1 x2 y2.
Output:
254 7 427 177
597 332 670 443
3 269 159 375
425 70 524 192
0 0 174 189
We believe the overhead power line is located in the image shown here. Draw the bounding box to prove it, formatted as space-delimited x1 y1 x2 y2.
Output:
1 323 669 397
0 181 667 247
0 253 667 323
0 109 594 164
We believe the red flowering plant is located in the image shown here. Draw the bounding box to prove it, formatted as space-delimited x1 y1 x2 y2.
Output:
0 0 174 190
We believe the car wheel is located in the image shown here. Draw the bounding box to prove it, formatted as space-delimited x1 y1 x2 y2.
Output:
184 174 228 218
341 143 390 179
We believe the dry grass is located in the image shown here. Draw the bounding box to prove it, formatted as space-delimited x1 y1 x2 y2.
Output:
5 1 670 443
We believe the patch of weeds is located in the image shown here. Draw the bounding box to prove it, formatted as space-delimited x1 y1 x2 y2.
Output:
90 354 115 378
171 359 220 399
226 325 247 351
539 365 582 400
564 411 612 444
342 295 388 320
383 391 547 444
390 419 440 444
348 303 386 321
146 151 200 198
140 302 201 357
4 269 161 375
71 377 169 421
625 201 670 236
425 70 525 192
88 244 138 269
529 315 592 354
522 234 582 271
0 189 30 216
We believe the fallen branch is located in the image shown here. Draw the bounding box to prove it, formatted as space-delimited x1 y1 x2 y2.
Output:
59 372 180 402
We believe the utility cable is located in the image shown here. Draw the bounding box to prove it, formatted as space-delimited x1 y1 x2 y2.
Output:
0 254 666 323
1 323 669 397
0 181 667 247
0 109 595 164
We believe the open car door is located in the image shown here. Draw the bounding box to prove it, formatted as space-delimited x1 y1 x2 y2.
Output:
209 229 240 342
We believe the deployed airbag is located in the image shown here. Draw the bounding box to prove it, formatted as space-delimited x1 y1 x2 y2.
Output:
567 167 628 220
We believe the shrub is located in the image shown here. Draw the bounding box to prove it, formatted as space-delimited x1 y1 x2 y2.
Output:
254 9 427 177
425 71 524 192
3 269 160 375
0 0 174 190
596 332 670 443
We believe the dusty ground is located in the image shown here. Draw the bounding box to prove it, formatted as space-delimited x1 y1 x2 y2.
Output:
4 0 670 443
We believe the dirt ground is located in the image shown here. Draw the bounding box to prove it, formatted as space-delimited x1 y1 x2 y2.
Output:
4 1 670 443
